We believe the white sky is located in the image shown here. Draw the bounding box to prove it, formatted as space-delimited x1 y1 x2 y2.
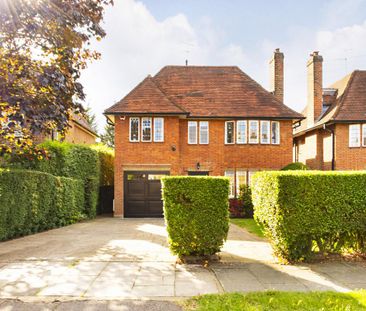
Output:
80 0 366 132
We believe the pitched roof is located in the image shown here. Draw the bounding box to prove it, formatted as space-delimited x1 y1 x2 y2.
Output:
295 70 366 135
105 66 303 120
72 112 98 137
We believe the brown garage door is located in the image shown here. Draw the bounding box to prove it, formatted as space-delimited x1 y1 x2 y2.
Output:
124 171 169 217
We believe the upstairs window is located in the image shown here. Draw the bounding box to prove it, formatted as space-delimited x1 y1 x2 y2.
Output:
188 121 198 144
271 121 280 144
153 118 164 142
236 121 247 144
141 117 152 142
129 117 140 142
249 120 259 144
225 121 235 144
199 121 209 144
363 124 366 147
260 121 270 144
349 124 361 147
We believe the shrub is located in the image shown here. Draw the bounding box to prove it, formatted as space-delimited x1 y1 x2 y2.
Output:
0 169 84 241
251 171 366 262
162 176 230 257
84 177 99 218
239 184 254 218
281 162 309 171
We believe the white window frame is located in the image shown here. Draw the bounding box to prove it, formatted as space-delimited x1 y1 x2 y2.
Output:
236 120 247 144
362 124 366 147
248 120 259 144
271 121 280 145
188 121 198 144
236 170 247 196
225 121 235 144
153 117 164 142
349 124 361 147
199 121 209 144
260 120 270 144
225 170 235 198
129 117 140 142
141 117 152 142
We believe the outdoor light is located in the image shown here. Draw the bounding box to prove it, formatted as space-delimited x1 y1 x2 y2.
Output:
196 162 200 170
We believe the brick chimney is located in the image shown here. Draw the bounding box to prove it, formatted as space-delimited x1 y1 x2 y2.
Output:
269 48 284 103
307 51 323 127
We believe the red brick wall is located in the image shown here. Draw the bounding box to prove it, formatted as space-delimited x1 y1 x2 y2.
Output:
114 117 294 217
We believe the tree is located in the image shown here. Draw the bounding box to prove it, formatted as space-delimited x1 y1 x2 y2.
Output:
100 123 114 148
0 0 112 157
84 105 99 134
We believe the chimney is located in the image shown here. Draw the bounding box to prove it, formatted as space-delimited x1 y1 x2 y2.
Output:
307 51 323 127
269 48 284 102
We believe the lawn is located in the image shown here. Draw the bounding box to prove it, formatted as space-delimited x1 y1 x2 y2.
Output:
184 291 366 311
230 218 265 238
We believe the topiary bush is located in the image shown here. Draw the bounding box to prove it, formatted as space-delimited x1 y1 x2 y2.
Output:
0 169 84 241
251 171 366 262
162 176 230 257
281 162 309 171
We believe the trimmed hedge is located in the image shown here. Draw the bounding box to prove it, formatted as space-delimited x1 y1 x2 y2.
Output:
162 176 230 257
251 171 366 262
281 162 309 171
91 144 114 186
0 169 84 241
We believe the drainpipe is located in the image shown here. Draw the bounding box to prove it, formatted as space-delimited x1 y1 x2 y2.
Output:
323 124 335 171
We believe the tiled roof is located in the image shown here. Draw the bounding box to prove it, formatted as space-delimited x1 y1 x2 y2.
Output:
105 66 303 119
295 70 366 135
72 112 98 136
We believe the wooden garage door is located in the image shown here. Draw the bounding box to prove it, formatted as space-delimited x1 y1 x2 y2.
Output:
124 171 169 217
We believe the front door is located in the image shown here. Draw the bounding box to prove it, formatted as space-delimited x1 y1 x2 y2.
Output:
124 171 169 217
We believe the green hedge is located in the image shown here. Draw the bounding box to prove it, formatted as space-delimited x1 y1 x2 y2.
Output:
162 176 230 257
281 162 309 171
251 171 366 262
0 169 84 241
91 144 114 186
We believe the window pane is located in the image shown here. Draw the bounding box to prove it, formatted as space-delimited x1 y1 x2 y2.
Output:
271 121 280 144
142 117 152 142
249 121 259 144
237 121 247 144
154 118 164 142
199 121 209 144
130 117 139 142
362 124 366 147
225 121 235 144
225 170 235 198
349 124 361 147
188 121 197 144
236 170 247 196
261 121 270 144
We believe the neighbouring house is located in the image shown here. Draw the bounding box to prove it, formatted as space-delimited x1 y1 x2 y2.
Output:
293 51 366 170
35 113 98 145
105 49 303 218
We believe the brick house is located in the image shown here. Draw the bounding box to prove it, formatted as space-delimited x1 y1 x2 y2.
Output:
105 49 303 217
294 51 366 170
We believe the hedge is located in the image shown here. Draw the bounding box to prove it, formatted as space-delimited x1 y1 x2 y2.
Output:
162 176 230 257
91 144 114 186
251 171 366 262
0 169 84 241
281 162 309 171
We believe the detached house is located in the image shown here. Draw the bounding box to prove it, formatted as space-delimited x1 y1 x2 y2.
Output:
294 51 366 170
105 49 303 218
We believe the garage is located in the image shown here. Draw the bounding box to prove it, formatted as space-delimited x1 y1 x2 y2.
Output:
124 171 169 217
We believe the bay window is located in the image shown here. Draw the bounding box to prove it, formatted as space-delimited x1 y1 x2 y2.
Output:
249 120 259 144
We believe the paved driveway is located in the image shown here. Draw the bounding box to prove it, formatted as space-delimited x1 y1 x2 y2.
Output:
0 217 366 300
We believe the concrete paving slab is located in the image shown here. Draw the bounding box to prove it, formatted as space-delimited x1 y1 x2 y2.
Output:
131 285 175 297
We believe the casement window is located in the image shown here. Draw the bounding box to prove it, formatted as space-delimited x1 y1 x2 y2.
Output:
225 170 235 198
225 121 235 144
236 170 247 196
129 117 140 142
271 121 280 145
188 121 198 144
141 117 152 142
236 121 247 144
199 121 209 144
362 124 366 147
153 118 164 142
260 121 270 144
349 124 361 147
248 120 259 144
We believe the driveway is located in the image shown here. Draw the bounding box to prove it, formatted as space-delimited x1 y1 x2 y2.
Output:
0 217 366 300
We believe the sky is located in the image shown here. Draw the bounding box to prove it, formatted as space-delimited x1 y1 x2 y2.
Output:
80 0 366 132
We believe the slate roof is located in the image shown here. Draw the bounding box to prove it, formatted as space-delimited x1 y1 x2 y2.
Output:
105 66 303 120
